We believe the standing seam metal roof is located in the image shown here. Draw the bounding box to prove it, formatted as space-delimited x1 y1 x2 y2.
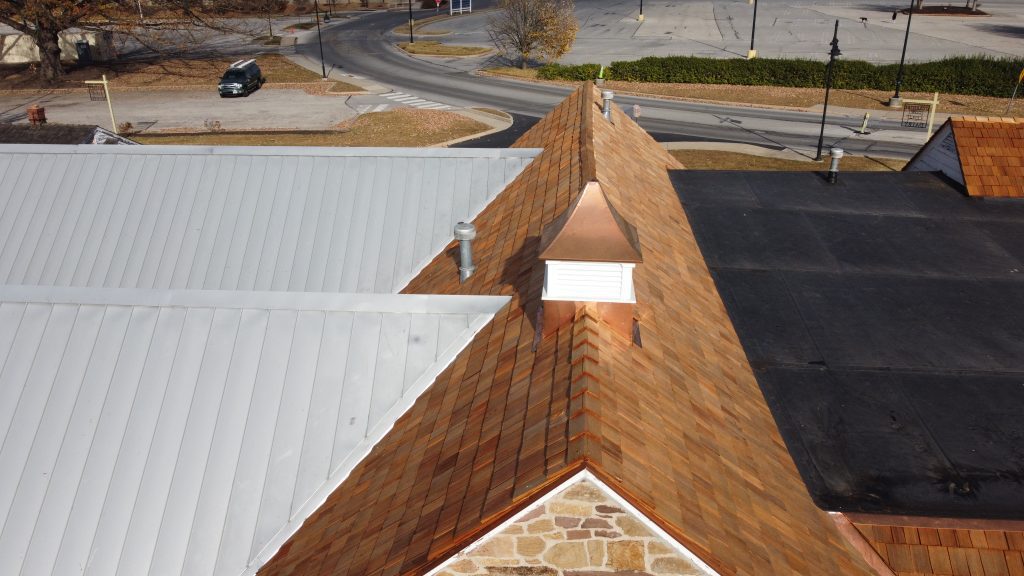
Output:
0 145 540 294
0 285 509 576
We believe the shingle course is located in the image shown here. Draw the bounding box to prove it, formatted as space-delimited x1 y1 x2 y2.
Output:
951 117 1024 198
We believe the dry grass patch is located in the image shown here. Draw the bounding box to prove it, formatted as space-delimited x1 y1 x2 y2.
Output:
608 82 1010 116
480 68 1011 116
670 149 906 171
133 108 488 147
398 41 489 56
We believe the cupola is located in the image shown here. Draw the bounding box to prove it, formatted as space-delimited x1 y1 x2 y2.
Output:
538 180 642 339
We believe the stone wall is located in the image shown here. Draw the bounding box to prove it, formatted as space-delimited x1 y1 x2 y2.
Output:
435 479 711 576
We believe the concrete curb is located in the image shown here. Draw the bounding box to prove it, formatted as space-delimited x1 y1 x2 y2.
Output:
433 107 513 147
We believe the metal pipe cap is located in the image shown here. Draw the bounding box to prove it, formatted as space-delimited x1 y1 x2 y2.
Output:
601 90 614 101
454 221 477 241
830 147 845 159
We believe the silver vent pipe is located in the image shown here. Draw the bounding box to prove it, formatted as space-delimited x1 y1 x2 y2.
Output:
454 222 477 282
827 147 844 184
601 90 614 121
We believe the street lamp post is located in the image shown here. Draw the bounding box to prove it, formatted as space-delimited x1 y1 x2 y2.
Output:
815 20 841 162
889 0 914 108
638 0 644 22
314 0 327 79
747 0 758 59
409 0 415 43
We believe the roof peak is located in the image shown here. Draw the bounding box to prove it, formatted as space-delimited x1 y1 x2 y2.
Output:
538 181 642 263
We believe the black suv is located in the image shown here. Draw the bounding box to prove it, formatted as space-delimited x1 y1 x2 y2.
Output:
218 59 264 97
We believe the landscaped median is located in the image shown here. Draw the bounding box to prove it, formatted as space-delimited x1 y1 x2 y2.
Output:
132 108 490 147
397 41 490 57
483 54 1023 117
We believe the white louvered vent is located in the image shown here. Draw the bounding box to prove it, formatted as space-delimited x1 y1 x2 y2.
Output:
542 260 636 303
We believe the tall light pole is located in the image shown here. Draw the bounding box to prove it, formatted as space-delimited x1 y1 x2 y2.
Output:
409 0 415 43
889 0 914 108
638 0 644 22
314 0 326 79
815 20 841 162
747 0 758 59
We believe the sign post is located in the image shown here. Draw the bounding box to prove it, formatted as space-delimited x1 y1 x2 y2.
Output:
900 92 939 140
84 75 117 133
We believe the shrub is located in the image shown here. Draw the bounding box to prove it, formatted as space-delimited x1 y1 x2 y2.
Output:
538 55 1024 97
537 63 601 81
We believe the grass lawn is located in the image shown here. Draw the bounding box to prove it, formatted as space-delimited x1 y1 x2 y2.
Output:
397 41 489 57
670 149 906 171
0 54 362 92
482 68 1013 117
133 108 489 147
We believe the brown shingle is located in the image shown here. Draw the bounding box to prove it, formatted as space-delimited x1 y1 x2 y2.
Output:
950 117 1024 198
258 85 874 576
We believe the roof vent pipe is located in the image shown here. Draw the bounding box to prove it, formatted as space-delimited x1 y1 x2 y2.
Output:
827 147 844 184
454 222 477 282
601 90 614 121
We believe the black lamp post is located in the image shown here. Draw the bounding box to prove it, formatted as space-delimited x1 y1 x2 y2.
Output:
639 0 644 22
815 20 841 162
409 0 415 44
748 0 758 59
889 0 914 107
314 0 326 79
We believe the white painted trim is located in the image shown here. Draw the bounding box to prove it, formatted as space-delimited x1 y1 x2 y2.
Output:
0 285 510 315
423 470 720 576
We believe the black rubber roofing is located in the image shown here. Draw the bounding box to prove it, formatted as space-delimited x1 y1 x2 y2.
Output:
672 169 1024 520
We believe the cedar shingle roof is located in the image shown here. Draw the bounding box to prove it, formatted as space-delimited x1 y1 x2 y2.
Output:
258 84 874 576
951 116 1024 198
851 518 1024 576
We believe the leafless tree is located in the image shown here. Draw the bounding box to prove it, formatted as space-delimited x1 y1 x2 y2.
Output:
0 0 270 83
486 0 577 70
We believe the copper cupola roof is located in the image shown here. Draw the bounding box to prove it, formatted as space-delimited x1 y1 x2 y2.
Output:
538 180 643 263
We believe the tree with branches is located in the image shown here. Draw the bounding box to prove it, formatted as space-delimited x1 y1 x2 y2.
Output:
487 0 577 70
0 0 99 83
0 0 269 84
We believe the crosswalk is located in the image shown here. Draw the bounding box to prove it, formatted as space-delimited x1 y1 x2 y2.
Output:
382 91 452 110
355 104 391 114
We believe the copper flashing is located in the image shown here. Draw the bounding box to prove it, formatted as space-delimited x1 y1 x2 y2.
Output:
846 512 1024 532
538 181 643 263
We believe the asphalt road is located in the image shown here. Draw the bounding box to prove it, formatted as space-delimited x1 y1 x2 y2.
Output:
304 10 929 158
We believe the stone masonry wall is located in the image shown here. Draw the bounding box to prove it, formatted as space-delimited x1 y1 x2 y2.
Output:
434 479 710 576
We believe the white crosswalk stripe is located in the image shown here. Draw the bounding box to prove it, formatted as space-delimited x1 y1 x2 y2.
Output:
355 104 392 114
382 91 451 110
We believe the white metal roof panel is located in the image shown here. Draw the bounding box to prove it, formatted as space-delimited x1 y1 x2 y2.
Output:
0 145 540 294
0 285 509 576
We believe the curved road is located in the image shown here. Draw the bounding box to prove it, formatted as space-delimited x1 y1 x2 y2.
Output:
305 10 924 157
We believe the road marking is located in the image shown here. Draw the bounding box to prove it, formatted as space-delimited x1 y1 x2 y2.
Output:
383 91 452 110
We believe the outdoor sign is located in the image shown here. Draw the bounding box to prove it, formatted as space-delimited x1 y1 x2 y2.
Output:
902 103 930 129
450 0 471 15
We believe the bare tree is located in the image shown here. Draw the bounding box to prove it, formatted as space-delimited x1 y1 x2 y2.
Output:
0 0 97 83
0 0 268 83
487 0 577 70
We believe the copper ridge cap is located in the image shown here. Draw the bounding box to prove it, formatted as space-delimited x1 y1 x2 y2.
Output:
538 181 643 263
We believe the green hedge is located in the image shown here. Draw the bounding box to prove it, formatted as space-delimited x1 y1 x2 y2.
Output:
536 56 1024 97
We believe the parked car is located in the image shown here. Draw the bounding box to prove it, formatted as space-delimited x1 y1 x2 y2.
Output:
218 59 264 97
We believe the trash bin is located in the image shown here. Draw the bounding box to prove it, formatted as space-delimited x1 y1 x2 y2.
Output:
75 41 92 64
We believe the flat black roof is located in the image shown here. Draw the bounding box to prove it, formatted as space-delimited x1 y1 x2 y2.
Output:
672 169 1024 519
